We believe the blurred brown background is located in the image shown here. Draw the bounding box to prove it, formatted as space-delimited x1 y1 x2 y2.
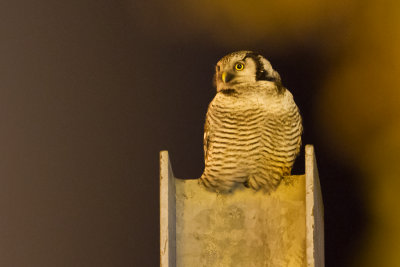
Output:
1 0 399 266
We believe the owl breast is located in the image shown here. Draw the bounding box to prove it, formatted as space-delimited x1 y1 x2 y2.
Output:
201 91 302 192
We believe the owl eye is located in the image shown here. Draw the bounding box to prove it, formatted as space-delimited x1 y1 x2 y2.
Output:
234 63 245 71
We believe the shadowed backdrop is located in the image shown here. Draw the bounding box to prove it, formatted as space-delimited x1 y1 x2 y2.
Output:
1 0 399 266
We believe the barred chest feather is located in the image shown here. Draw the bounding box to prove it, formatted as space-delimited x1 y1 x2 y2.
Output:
201 90 302 192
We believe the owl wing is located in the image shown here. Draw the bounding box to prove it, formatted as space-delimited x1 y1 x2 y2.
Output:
203 116 210 162
248 93 303 191
270 104 303 176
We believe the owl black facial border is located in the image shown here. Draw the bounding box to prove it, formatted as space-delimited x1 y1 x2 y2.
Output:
220 88 237 96
243 52 285 94
243 52 275 82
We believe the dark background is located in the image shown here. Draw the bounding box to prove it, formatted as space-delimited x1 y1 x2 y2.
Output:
2 0 399 266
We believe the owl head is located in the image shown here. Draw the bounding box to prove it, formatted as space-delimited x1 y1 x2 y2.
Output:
214 51 283 94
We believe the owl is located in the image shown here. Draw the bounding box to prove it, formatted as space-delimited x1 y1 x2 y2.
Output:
200 51 302 192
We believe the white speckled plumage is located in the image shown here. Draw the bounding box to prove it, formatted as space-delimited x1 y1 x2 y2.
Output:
200 51 302 192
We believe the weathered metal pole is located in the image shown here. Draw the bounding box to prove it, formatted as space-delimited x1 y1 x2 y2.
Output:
160 144 324 267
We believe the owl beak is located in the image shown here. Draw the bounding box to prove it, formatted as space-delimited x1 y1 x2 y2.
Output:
221 71 234 83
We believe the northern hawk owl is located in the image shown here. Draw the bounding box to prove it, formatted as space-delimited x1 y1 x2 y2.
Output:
200 51 302 192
